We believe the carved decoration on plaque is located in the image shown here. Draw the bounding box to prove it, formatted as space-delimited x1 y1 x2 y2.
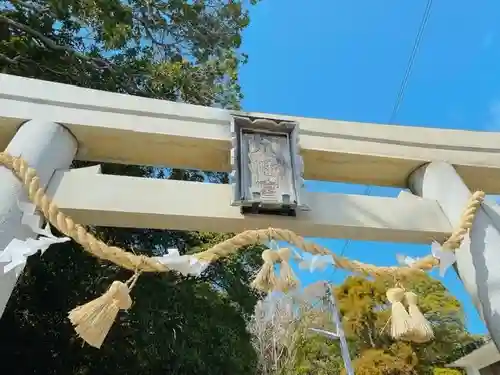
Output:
230 115 307 216
245 132 291 202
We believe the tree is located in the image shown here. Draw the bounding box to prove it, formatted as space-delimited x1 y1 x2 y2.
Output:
0 0 259 108
0 1 264 374
247 283 345 375
433 369 462 375
332 274 484 374
349 347 417 375
248 275 485 375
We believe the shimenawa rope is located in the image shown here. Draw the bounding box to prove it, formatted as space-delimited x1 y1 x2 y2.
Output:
0 152 484 347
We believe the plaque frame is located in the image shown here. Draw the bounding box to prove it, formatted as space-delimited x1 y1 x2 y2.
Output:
230 115 308 216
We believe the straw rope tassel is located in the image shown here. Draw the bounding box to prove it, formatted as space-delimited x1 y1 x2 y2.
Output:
405 291 434 343
68 274 139 349
386 287 412 340
277 247 299 292
251 249 280 292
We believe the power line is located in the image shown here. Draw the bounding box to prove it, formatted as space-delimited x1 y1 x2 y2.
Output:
326 0 434 284
389 0 433 124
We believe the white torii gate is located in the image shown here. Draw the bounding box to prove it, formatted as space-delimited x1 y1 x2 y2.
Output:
1 73 500 350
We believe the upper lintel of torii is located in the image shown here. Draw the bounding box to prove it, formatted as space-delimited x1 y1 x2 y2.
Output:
4 74 500 352
1 73 499 193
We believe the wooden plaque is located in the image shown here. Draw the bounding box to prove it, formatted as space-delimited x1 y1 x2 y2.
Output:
230 116 307 215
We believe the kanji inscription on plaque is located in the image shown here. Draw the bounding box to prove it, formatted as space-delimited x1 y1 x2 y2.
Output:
244 132 291 203
229 116 308 215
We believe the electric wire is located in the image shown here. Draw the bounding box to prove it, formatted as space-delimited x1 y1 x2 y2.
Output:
325 0 434 286
389 0 433 124
262 0 435 345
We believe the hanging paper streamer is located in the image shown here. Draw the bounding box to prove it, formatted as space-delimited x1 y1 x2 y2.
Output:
431 241 456 277
0 201 70 275
0 228 70 274
19 201 43 232
298 252 335 273
0 238 39 275
432 232 471 277
27 223 71 251
153 248 209 276
396 254 417 268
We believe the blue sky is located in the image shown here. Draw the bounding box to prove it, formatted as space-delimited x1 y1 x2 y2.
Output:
237 0 500 334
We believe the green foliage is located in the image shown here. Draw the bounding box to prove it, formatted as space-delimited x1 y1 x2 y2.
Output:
348 347 418 375
0 0 253 108
0 0 263 374
433 368 463 375
277 274 484 375
293 335 345 375
1 238 259 374
334 274 483 374
0 167 265 374
0 1 484 374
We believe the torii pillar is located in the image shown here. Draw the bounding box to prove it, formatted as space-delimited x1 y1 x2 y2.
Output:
409 162 500 350
0 120 77 316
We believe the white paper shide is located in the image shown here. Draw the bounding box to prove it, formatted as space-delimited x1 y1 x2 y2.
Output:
0 201 70 275
153 248 209 277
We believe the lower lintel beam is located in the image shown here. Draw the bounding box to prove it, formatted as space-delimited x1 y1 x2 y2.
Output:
46 166 452 244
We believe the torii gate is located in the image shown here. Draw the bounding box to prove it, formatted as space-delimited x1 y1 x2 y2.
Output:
1 73 500 351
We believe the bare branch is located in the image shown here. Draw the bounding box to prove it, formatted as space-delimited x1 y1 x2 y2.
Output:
0 53 20 65
247 289 334 375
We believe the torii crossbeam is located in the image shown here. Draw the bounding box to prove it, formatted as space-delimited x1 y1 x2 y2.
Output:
1 73 500 350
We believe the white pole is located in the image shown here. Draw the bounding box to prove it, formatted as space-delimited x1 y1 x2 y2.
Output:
0 120 77 317
409 162 500 350
328 288 354 375
465 366 481 375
